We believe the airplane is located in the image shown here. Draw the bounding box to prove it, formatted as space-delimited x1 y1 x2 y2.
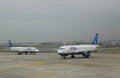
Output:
8 40 39 55
57 33 99 59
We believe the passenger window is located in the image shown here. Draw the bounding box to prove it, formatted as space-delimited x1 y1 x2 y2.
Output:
59 48 65 50
70 47 77 50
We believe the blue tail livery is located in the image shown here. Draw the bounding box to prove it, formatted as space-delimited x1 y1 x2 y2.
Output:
8 40 13 47
92 33 98 45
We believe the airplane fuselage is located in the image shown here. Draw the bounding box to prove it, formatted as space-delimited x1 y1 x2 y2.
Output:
57 44 99 54
10 47 39 55
57 44 99 59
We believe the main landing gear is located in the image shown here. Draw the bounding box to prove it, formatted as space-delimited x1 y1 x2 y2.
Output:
18 52 36 55
60 52 91 59
61 54 75 59
60 54 68 59
82 52 91 58
71 55 75 58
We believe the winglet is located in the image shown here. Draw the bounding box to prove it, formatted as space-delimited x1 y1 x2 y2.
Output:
92 33 98 45
8 40 13 47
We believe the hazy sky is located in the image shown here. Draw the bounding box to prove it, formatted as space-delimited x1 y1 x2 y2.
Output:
0 0 120 43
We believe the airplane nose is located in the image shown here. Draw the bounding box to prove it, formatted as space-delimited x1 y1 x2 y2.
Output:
57 50 63 53
57 50 60 53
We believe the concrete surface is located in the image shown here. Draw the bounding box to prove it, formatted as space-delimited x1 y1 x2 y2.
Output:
0 48 120 78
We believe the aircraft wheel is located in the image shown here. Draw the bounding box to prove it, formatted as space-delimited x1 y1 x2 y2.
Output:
25 52 27 54
18 52 21 55
82 52 91 58
71 55 75 58
61 54 67 59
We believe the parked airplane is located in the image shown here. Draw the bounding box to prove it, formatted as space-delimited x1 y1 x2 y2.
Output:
8 40 39 55
57 33 99 59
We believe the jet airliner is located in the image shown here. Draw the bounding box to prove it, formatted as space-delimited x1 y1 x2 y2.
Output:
57 33 99 59
8 40 39 55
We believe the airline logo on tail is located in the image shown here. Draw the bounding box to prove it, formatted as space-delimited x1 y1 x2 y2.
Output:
92 33 98 45
8 40 13 47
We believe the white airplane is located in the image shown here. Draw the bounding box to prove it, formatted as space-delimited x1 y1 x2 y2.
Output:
8 40 39 55
57 33 99 59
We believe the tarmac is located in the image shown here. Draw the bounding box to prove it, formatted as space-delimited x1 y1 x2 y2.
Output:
0 48 120 78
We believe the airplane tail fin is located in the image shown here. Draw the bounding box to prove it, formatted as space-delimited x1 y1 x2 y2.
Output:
8 40 13 47
92 33 98 45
